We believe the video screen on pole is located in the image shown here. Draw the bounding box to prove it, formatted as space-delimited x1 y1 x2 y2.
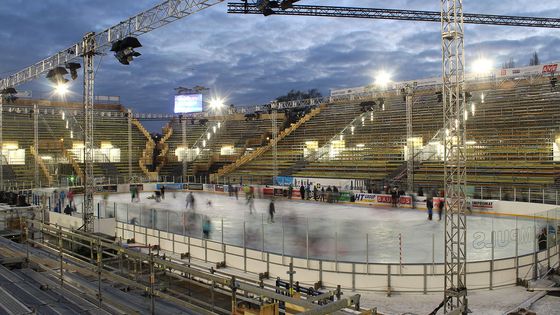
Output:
174 94 203 113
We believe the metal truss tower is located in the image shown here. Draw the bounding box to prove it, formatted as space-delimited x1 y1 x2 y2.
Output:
441 0 468 313
34 104 39 186
182 116 188 183
271 106 278 184
405 85 414 192
82 32 96 232
0 96 3 190
127 109 133 182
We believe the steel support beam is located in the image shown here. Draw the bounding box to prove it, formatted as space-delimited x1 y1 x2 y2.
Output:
182 116 188 182
405 85 414 192
0 96 3 190
227 3 560 29
82 32 96 233
271 106 278 184
34 104 39 187
441 0 468 313
0 0 225 90
128 109 133 182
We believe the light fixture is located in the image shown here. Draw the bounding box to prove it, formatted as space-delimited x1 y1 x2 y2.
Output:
46 67 69 84
480 93 485 103
472 58 493 74
375 70 391 88
54 83 69 96
256 0 278 16
356 144 365 148
1 87 17 103
280 0 299 9
209 98 225 110
110 37 142 65
65 62 81 80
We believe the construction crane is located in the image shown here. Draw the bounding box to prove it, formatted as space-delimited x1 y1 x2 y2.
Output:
228 2 560 314
0 0 225 232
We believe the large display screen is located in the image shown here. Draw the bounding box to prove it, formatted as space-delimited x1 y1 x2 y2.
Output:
174 94 203 113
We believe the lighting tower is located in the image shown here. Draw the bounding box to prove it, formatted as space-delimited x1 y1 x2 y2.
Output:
405 84 414 192
82 32 96 232
34 104 39 186
441 0 468 313
271 102 278 184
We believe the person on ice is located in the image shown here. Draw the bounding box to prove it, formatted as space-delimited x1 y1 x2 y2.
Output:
300 185 305 200
202 216 212 238
160 185 165 199
247 194 256 214
186 192 195 210
437 198 444 221
426 196 433 220
268 199 276 223
391 187 398 207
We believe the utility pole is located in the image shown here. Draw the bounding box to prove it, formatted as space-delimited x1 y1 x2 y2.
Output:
82 32 96 233
441 0 468 313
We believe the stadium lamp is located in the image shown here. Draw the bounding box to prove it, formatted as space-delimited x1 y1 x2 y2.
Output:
46 67 69 84
209 98 225 110
54 83 69 96
0 87 17 103
280 0 299 9
256 0 278 16
375 70 391 88
65 62 81 80
111 37 142 65
472 58 493 74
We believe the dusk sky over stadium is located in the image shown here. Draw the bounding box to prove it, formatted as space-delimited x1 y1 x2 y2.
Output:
1 0 560 114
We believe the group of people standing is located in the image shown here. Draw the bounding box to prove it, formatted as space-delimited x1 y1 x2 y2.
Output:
287 184 340 203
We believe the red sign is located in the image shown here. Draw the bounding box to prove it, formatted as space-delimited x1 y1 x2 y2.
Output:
377 195 392 203
542 64 558 73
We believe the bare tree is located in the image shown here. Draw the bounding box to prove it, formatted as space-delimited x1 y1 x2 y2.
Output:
529 52 540 66
502 58 515 69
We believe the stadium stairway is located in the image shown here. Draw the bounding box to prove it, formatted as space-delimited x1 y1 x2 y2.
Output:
154 121 174 174
29 145 53 186
213 105 324 178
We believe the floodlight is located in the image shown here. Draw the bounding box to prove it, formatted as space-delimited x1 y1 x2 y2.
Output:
65 62 81 80
256 0 278 16
280 0 299 9
209 98 225 110
111 37 142 65
374 70 391 88
54 83 69 96
0 87 17 103
472 58 493 74
46 67 69 84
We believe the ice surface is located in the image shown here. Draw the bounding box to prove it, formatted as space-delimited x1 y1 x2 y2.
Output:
71 191 553 264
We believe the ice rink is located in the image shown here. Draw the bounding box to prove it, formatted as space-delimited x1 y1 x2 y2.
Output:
76 191 552 264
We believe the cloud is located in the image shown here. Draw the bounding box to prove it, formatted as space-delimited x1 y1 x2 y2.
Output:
1 0 559 115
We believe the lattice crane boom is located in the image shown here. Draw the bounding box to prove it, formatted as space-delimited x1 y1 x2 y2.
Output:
0 0 224 232
227 2 560 29
0 0 224 90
